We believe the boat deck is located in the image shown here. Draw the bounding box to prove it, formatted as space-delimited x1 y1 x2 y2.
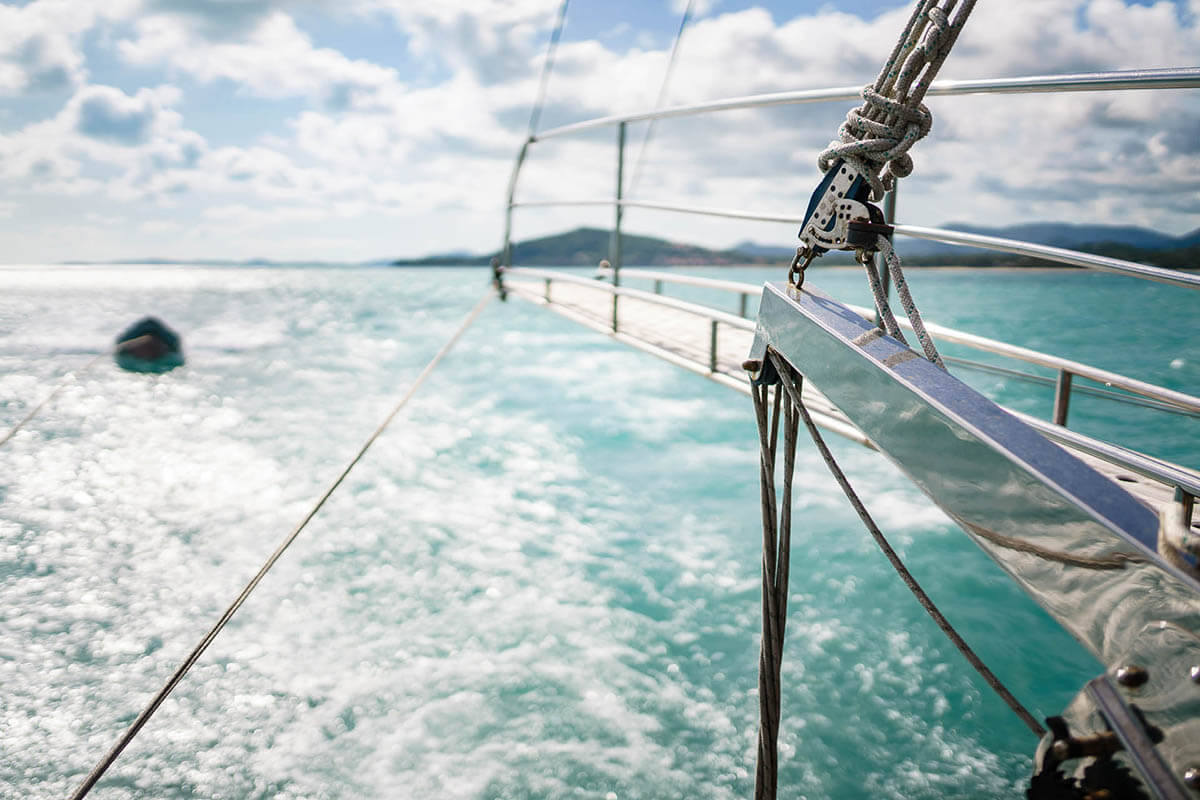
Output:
506 272 1198 530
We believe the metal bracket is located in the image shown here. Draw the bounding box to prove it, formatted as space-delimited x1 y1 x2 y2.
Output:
1085 676 1190 800
490 257 508 302
797 158 887 256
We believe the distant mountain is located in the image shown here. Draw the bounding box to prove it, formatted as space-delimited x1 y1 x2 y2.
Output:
391 227 775 267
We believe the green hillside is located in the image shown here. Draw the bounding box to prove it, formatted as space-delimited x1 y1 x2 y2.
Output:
391 227 773 267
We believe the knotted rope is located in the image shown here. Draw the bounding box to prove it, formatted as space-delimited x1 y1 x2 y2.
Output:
818 0 977 200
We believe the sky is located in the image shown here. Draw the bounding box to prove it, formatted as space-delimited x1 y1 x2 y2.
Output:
0 0 1197 263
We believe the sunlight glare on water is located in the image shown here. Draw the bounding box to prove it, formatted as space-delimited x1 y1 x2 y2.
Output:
1 264 1194 798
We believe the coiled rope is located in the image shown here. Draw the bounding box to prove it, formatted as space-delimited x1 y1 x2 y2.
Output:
818 0 977 200
68 291 493 800
751 352 1045 798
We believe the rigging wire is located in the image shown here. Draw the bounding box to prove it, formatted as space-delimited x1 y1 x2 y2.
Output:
0 336 151 449
765 351 1047 740
627 0 695 196
526 0 571 138
67 291 494 800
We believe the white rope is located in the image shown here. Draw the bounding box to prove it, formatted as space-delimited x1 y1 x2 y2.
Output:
876 237 945 369
67 291 493 800
818 0 977 199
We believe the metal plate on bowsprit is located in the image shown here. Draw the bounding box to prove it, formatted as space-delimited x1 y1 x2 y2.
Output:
747 281 1200 670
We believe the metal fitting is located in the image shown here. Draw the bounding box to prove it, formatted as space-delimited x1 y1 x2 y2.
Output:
1115 664 1149 688
1184 767 1200 791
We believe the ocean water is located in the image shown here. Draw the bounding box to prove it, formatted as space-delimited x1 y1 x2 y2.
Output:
0 264 1195 799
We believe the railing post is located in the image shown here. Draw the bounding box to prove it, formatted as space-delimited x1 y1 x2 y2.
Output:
502 140 531 269
739 292 748 318
654 279 663 295
611 121 626 332
709 319 719 373
1178 487 1195 528
544 278 551 302
1053 369 1074 426
880 185 897 292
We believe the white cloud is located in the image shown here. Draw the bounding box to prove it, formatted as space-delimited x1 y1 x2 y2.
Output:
366 0 559 84
669 0 718 18
0 83 205 201
118 11 402 108
0 0 136 94
2 0 1198 263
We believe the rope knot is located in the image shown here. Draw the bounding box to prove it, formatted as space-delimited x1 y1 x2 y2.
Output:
817 86 932 199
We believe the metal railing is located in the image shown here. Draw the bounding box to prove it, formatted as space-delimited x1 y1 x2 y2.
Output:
511 199 1200 289
501 65 1200 501
505 265 1200 497
503 266 878 449
530 68 1200 140
600 265 1200 416
503 67 1200 288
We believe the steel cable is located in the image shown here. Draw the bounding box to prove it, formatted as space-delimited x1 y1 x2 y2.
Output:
766 351 1046 740
67 291 494 799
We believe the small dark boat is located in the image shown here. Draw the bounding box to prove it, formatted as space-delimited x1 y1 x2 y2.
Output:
114 317 184 373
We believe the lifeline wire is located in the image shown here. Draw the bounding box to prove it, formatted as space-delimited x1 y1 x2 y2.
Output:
766 350 1046 740
526 0 570 138
626 0 695 196
0 336 151 449
68 291 494 800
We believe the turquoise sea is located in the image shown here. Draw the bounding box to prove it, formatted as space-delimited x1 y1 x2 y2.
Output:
1 264 1196 799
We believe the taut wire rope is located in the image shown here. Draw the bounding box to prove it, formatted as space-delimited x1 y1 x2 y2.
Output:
0 336 152 449
68 291 494 800
526 0 570 138
750 374 798 800
627 0 696 196
748 351 1045 800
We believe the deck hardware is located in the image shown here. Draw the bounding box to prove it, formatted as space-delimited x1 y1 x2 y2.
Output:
1185 767 1200 791
1189 665 1200 684
788 246 815 289
1048 731 1123 762
610 122 625 283
490 257 507 301
1116 664 1149 688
